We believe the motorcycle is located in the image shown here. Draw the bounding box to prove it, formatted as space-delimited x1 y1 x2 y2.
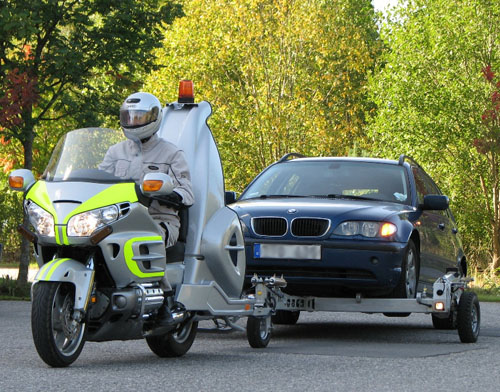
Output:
8 87 263 367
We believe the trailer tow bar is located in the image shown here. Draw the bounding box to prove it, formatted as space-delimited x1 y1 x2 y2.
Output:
245 270 480 347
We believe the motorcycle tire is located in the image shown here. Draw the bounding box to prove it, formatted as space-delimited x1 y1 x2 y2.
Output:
146 319 198 357
31 281 86 367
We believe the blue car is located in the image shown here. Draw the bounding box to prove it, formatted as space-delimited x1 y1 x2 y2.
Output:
230 154 466 300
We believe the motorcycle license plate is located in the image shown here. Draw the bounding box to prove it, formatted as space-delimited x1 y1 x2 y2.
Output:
253 244 321 260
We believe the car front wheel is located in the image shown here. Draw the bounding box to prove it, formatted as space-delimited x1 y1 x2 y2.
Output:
384 240 419 317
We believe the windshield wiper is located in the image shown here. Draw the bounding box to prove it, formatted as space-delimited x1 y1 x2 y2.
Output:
243 194 307 200
322 194 376 201
258 194 306 199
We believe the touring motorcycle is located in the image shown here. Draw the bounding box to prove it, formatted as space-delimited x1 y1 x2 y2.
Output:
8 88 266 367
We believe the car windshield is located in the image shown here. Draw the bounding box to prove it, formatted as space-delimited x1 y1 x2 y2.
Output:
240 160 410 204
43 128 127 182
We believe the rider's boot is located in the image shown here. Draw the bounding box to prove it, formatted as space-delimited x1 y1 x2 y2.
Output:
156 291 187 327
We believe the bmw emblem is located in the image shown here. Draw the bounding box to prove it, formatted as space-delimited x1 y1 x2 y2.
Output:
287 208 298 214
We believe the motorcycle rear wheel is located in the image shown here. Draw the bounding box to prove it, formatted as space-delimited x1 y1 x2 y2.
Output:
32 281 86 367
146 319 198 357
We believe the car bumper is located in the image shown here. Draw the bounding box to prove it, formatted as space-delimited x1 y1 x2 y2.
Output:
244 239 407 297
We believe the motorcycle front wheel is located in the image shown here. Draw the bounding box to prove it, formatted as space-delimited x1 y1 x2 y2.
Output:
146 319 198 357
31 281 86 367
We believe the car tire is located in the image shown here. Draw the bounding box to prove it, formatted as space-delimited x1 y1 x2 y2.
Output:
384 240 419 318
432 312 456 330
271 310 300 325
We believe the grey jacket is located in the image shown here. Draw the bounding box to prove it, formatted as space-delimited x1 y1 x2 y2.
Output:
99 133 194 247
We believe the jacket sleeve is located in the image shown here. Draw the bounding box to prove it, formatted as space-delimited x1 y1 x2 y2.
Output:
99 146 117 174
169 149 195 207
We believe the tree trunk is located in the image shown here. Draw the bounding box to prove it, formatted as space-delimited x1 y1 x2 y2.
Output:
17 123 34 286
492 223 500 273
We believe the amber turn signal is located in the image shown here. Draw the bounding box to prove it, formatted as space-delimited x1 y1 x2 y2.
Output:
178 80 194 103
143 179 163 192
9 176 24 189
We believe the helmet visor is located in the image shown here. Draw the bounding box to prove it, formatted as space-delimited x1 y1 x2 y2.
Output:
120 107 159 129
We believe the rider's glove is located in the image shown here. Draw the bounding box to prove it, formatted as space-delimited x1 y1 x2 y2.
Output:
155 191 184 209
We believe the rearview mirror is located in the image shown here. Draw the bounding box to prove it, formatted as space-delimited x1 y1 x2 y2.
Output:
8 169 36 192
225 191 237 205
422 195 449 211
141 173 174 196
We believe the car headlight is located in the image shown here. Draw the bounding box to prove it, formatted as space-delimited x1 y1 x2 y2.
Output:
67 205 119 237
333 221 397 238
26 201 55 236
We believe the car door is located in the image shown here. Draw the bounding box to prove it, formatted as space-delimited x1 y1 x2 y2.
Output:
414 167 456 281
412 167 450 287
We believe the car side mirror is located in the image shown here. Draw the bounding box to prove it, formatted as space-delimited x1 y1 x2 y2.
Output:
8 169 36 192
421 195 449 211
141 173 174 196
225 191 237 205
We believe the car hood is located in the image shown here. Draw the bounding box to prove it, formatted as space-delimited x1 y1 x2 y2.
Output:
231 197 415 233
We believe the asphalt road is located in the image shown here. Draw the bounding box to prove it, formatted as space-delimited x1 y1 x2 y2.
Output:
1 300 500 392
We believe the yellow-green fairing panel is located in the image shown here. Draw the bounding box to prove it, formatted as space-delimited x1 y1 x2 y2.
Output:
63 183 138 224
124 236 165 278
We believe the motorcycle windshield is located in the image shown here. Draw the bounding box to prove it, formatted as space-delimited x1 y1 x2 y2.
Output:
43 128 127 183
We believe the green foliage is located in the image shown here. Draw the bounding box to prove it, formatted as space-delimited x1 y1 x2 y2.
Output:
0 276 31 299
0 0 182 278
0 0 182 144
368 0 500 271
145 0 381 191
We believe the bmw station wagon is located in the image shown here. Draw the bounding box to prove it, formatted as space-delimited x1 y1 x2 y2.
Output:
230 154 466 306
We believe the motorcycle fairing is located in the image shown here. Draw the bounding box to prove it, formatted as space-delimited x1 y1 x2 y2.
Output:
26 181 139 245
33 258 95 311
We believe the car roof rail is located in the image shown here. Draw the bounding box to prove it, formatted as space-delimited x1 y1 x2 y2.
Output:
398 154 422 168
278 153 306 163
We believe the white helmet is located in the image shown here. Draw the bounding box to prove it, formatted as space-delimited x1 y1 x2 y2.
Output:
120 92 162 141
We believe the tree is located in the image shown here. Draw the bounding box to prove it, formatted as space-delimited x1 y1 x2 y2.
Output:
0 0 182 283
144 0 381 190
368 0 500 272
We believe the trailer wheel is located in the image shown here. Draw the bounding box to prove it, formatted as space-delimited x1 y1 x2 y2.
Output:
432 311 456 330
457 291 480 343
272 310 300 325
247 316 271 348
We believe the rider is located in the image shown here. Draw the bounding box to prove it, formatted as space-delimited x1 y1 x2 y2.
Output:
100 92 194 326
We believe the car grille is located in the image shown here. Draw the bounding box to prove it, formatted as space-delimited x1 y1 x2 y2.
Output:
291 218 330 237
252 217 287 236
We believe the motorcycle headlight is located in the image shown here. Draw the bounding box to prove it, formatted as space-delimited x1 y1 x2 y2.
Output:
26 201 55 236
67 205 119 237
333 221 397 238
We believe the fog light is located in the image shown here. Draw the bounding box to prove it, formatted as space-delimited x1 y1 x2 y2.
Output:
434 301 445 311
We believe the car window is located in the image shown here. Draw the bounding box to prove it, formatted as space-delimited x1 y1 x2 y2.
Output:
241 160 410 204
412 166 448 216
413 166 431 204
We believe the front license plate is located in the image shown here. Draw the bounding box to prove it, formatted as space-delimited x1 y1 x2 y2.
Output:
254 244 321 260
